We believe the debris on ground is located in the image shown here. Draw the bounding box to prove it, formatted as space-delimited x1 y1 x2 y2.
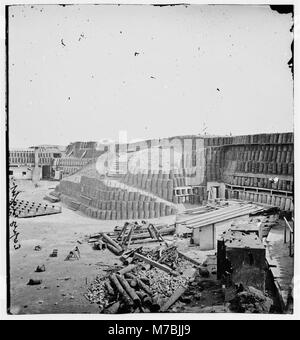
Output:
65 246 80 261
83 207 281 314
35 265 46 272
57 277 71 281
229 286 273 313
84 240 197 313
49 249 58 257
14 199 61 218
27 279 42 286
88 221 175 256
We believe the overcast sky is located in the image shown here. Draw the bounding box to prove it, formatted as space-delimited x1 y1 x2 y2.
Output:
8 4 293 148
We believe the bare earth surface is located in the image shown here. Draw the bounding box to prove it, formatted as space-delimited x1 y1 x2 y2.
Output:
9 180 175 314
265 222 294 310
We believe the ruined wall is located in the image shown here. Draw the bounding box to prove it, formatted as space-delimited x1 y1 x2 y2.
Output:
217 239 267 292
228 248 267 292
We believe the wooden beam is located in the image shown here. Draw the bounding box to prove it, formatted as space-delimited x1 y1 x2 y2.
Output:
160 268 196 312
101 233 123 252
177 250 202 267
133 253 178 276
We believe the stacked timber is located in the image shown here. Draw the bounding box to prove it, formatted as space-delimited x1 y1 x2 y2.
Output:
178 203 265 229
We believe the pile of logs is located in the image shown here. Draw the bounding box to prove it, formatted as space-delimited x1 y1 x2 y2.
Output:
147 245 179 270
85 243 199 313
89 221 176 255
85 263 160 313
85 260 194 313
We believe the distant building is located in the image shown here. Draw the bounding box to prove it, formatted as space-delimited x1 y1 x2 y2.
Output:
9 146 64 180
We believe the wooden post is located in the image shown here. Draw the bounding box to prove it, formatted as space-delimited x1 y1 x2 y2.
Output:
124 224 136 249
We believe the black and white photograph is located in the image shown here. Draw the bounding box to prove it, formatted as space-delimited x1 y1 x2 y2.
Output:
1 1 298 320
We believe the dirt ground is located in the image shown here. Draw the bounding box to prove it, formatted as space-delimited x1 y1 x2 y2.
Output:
9 180 175 315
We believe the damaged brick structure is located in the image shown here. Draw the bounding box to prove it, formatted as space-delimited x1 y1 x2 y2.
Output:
217 230 267 292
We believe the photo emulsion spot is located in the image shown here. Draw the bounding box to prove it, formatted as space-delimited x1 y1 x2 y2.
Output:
5 3 294 317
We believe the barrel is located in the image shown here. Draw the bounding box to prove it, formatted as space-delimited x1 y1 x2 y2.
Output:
288 163 294 175
137 174 143 187
149 209 155 219
121 209 127 220
111 211 117 220
143 209 149 219
280 197 286 210
116 201 122 211
165 206 171 216
145 179 152 191
132 201 138 211
285 198 291 211
121 201 127 211
133 210 139 219
275 196 281 207
106 210 112 220
127 210 133 220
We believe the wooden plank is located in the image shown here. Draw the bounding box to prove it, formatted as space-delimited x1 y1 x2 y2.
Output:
180 204 254 224
160 286 186 312
160 268 196 312
177 250 202 267
187 210 253 228
107 244 123 256
133 253 178 276
223 170 294 182
185 206 260 228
